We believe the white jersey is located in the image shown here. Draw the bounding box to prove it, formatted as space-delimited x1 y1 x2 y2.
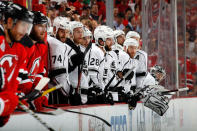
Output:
47 35 71 94
79 45 91 90
66 42 80 88
103 50 118 87
141 72 157 87
88 43 105 90
134 49 148 88
134 49 148 70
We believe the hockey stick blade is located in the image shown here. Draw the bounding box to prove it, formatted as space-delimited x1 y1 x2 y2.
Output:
161 87 189 95
43 105 111 127
19 101 55 131
35 77 50 91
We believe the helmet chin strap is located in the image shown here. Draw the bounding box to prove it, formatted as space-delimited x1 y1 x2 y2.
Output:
7 19 19 46
7 29 16 47
104 45 111 51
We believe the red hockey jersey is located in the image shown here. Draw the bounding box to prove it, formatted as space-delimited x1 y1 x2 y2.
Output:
0 33 28 117
18 41 48 94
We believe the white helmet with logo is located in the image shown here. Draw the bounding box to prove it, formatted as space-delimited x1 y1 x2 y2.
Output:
70 21 84 35
113 30 125 44
83 27 92 37
123 38 139 49
53 16 70 32
104 26 114 40
94 25 108 45
126 31 140 39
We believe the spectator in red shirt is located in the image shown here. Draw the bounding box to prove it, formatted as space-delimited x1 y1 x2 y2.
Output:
116 0 129 14
122 8 133 26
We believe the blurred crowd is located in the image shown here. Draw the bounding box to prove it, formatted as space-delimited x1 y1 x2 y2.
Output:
44 0 142 34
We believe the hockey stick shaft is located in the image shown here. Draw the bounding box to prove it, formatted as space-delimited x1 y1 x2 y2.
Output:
34 77 50 91
18 101 55 131
161 87 189 95
104 74 116 91
77 42 92 93
41 84 62 96
43 105 111 127
112 66 135 90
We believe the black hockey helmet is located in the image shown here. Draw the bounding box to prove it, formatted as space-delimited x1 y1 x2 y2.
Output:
0 1 10 19
4 3 34 24
32 11 48 25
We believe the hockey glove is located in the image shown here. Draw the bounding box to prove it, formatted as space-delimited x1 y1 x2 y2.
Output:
22 89 42 102
105 92 114 105
70 52 84 66
87 87 97 104
127 92 142 110
33 96 49 112
69 89 82 106
144 93 169 116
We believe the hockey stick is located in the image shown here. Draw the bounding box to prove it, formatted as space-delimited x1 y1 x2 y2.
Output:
160 87 189 95
104 74 116 92
18 101 55 131
20 77 50 100
43 105 111 127
110 66 135 91
34 77 50 91
41 84 62 96
77 42 92 93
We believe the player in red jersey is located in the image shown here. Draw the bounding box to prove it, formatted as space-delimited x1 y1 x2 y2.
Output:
18 11 48 111
0 3 34 127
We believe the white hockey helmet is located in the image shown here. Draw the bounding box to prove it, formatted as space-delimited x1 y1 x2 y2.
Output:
94 25 108 45
83 27 92 37
126 31 140 39
70 21 84 35
114 30 125 40
53 16 70 32
123 38 139 49
104 26 114 40
150 65 166 82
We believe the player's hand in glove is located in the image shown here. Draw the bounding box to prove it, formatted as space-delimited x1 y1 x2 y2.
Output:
127 92 142 110
70 52 84 66
33 96 48 112
21 89 42 102
87 87 97 104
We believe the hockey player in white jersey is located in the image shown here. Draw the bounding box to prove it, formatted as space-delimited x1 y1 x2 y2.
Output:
112 30 125 51
127 65 170 116
126 31 148 88
86 26 106 104
102 27 118 88
47 17 71 104
86 25 115 104
119 38 146 93
79 27 92 104
66 21 86 105
126 31 147 70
